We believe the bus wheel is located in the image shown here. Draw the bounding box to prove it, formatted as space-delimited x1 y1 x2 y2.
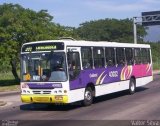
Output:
129 78 136 94
83 87 93 106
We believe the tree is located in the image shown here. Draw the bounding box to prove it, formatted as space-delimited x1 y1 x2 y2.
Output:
149 42 160 63
75 18 146 43
0 3 74 80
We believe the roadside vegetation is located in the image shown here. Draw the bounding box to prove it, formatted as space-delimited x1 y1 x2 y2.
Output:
0 72 20 92
0 3 159 91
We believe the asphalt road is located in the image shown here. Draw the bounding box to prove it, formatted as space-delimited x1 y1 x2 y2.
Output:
0 74 160 126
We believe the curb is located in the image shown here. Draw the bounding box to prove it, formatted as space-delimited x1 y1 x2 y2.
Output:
0 101 7 106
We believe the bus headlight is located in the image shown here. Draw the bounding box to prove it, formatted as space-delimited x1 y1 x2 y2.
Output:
21 83 29 89
64 90 67 93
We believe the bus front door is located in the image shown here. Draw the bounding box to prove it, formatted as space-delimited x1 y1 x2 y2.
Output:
67 47 82 89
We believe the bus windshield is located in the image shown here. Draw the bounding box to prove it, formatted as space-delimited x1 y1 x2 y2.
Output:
21 52 67 82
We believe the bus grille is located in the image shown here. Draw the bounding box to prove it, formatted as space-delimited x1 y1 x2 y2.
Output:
33 90 51 94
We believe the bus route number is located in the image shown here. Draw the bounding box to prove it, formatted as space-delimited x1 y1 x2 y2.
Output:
109 71 118 78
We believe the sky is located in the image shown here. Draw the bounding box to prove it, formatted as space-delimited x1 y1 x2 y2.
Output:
1 0 160 42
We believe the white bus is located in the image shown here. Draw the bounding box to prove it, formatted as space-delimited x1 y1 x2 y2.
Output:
21 38 153 106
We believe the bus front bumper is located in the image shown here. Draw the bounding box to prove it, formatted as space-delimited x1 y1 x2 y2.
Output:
21 94 68 104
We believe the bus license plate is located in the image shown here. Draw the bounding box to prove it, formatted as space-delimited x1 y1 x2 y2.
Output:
33 97 50 102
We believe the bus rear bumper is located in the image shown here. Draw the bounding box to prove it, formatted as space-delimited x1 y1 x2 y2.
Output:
21 94 68 104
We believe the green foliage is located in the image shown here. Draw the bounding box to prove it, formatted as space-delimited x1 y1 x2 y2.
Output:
76 18 146 43
149 42 160 63
0 71 17 80
0 3 74 77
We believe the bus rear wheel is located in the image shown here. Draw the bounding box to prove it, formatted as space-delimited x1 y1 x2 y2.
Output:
129 78 136 94
83 87 93 106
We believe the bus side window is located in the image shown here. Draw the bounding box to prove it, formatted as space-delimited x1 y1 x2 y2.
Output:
134 48 141 64
105 47 115 67
116 48 126 66
147 49 151 63
67 52 81 80
93 47 104 68
141 48 150 64
125 48 134 65
81 47 93 69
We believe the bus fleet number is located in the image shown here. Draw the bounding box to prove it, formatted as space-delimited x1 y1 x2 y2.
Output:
109 71 118 78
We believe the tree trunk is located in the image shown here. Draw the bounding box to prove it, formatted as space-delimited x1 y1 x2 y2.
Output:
10 60 20 81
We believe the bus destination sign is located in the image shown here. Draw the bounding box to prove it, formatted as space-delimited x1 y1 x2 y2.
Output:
22 42 64 52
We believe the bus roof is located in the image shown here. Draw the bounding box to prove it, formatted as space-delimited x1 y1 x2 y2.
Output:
22 39 151 49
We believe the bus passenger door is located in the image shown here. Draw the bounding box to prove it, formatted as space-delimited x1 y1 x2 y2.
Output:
67 47 82 89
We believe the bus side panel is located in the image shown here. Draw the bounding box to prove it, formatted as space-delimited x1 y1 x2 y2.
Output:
69 66 123 90
69 64 152 101
70 64 152 89
135 76 153 87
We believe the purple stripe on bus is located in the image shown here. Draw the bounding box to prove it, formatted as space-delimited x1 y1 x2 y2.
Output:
27 83 62 89
69 64 152 90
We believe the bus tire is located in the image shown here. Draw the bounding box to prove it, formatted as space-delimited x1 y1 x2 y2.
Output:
83 87 93 106
129 78 136 94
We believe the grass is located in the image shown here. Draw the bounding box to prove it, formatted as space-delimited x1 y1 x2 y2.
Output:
0 85 20 92
153 62 160 70
0 72 20 92
0 71 18 80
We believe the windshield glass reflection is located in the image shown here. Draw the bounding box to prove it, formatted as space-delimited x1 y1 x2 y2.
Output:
21 52 67 82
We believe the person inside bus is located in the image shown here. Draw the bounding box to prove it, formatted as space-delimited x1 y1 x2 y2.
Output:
128 58 135 65
49 60 67 81
107 59 113 67
117 59 126 66
83 61 91 69
68 61 76 80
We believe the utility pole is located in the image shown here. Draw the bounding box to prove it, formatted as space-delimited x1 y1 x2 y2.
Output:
133 17 137 44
